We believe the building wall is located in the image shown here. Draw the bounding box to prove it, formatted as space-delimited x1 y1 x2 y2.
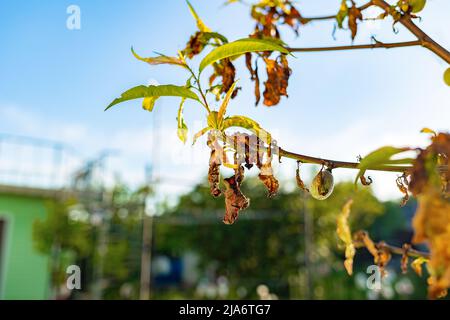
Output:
0 192 50 299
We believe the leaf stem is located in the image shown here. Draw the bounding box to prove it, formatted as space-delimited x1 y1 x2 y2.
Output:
186 65 211 113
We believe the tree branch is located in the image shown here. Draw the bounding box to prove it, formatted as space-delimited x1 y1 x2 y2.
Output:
277 146 448 174
292 0 450 63
383 243 430 259
288 40 421 53
277 147 412 172
372 0 450 64
301 2 373 22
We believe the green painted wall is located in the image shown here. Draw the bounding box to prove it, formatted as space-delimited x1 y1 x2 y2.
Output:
0 193 50 300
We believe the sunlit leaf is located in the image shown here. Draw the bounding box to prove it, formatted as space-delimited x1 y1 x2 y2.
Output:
142 97 158 112
192 127 211 145
217 80 238 122
336 199 355 275
355 146 411 184
177 98 188 143
222 115 271 145
412 256 429 277
201 32 229 44
131 48 187 68
336 0 348 29
106 85 200 110
186 0 212 32
421 127 437 137
199 38 290 72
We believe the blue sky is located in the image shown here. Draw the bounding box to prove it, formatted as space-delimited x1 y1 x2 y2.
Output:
0 0 449 203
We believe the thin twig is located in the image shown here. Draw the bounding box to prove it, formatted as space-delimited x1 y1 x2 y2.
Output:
288 40 421 52
383 243 430 259
372 0 450 64
301 2 373 22
277 147 412 172
289 0 450 63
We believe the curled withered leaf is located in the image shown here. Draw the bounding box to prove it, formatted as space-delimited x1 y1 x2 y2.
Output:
254 60 261 106
258 161 279 198
245 53 261 106
183 31 206 59
223 168 249 225
279 55 291 96
396 176 410 207
207 134 224 198
210 59 236 96
348 3 362 40
353 230 378 258
208 158 222 197
411 256 428 277
245 53 255 78
263 55 290 107
359 175 373 186
376 242 392 277
222 59 236 94
295 162 309 192
336 199 354 275
401 244 411 274
283 5 303 35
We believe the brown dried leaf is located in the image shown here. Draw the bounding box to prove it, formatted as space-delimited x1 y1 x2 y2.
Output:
295 163 309 192
263 56 290 107
209 59 236 96
412 184 450 298
254 63 261 106
348 4 362 40
376 242 392 277
183 31 206 59
336 199 355 275
359 175 373 186
396 176 410 207
222 59 236 94
258 161 279 198
208 160 222 197
223 169 249 225
401 244 411 274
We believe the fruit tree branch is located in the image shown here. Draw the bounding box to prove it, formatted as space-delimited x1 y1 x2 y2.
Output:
277 147 412 172
289 0 450 64
372 0 450 64
288 40 421 52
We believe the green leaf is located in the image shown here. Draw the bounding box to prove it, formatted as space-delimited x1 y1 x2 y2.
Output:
336 0 348 29
131 48 187 68
199 38 290 73
355 146 411 184
143 97 158 112
192 127 211 145
177 98 188 143
200 32 229 45
223 115 272 145
217 80 237 123
106 85 200 111
186 0 211 32
421 127 437 137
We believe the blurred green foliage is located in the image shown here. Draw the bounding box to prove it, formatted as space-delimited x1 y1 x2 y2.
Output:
32 178 431 299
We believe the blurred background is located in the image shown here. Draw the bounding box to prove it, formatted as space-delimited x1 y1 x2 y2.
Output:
1 0 449 299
